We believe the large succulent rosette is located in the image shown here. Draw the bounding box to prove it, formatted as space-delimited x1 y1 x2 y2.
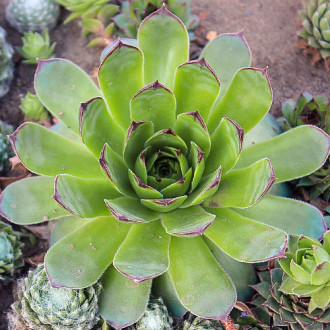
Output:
1 7 329 329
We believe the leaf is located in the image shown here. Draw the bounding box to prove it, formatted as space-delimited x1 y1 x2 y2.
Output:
168 236 236 319
138 6 189 89
114 221 170 281
130 81 176 132
161 169 192 198
236 125 330 183
0 176 70 225
45 216 130 288
98 41 144 129
234 195 326 240
204 208 287 262
189 142 205 191
35 58 101 133
10 123 103 178
99 266 151 329
141 196 187 212
205 159 275 208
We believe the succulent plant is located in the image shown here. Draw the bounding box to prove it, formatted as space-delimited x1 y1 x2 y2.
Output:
279 92 330 202
0 120 14 175
0 7 329 329
114 0 199 38
8 265 101 329
19 92 50 123
17 29 56 65
0 221 24 282
182 313 224 329
6 0 60 33
0 26 14 99
298 0 330 59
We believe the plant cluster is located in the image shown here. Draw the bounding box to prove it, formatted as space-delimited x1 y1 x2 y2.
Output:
0 120 14 175
19 92 50 123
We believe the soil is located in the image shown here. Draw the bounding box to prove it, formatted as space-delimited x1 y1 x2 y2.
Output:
0 0 329 328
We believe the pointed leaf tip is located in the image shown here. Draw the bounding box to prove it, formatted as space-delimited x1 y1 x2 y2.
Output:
185 111 208 132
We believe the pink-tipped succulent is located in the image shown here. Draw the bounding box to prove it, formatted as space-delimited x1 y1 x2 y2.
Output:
0 6 329 329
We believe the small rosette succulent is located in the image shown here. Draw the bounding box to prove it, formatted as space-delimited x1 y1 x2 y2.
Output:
0 221 23 282
0 7 329 329
5 0 60 33
298 0 330 59
0 120 14 175
8 265 101 329
19 92 50 123
17 29 56 65
183 314 224 329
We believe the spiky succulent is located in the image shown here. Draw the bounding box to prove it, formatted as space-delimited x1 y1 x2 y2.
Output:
0 120 14 175
298 0 330 59
114 0 199 38
182 314 224 329
279 92 330 201
8 265 101 329
0 26 14 99
0 221 23 282
17 29 56 65
19 92 50 123
5 0 60 33
0 7 329 329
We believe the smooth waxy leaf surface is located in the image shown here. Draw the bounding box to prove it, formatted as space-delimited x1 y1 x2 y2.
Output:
0 177 70 225
11 123 103 178
174 59 220 121
79 97 125 157
50 122 81 142
235 195 326 240
207 68 272 134
98 42 143 129
206 159 275 208
114 221 170 281
168 236 236 319
236 126 330 183
189 142 205 191
138 6 189 89
105 197 160 223
99 266 151 329
54 175 120 218
141 196 187 212
45 216 130 288
200 32 251 102
205 117 243 175
161 206 215 236
35 58 101 133
130 82 176 132
204 208 287 262
161 169 192 198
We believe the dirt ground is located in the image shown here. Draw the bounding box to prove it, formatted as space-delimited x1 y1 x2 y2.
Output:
0 0 329 328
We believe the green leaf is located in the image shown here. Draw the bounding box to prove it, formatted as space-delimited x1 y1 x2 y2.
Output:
290 260 311 284
99 143 135 197
311 261 330 285
11 123 103 178
124 122 154 170
79 97 125 157
204 208 287 262
236 126 330 183
130 82 176 132
189 142 205 191
114 221 170 281
161 169 192 198
278 277 299 294
173 58 220 121
324 230 330 254
206 159 275 208
168 236 236 319
205 117 243 175
138 6 189 89
35 58 101 133
54 175 121 218
45 216 130 288
50 122 81 143
0 177 70 225
207 68 271 134
311 286 330 310
291 283 324 296
99 266 151 329
234 195 326 240
200 32 251 102
98 41 143 129
141 196 187 212
105 197 160 223
175 111 211 157
161 206 215 237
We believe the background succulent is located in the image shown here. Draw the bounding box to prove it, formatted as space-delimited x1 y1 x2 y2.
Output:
0 221 23 283
0 120 14 175
279 92 330 202
0 7 329 329
182 314 224 329
5 0 60 33
298 0 330 59
17 29 56 65
8 265 101 330
19 92 50 123
0 26 14 99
